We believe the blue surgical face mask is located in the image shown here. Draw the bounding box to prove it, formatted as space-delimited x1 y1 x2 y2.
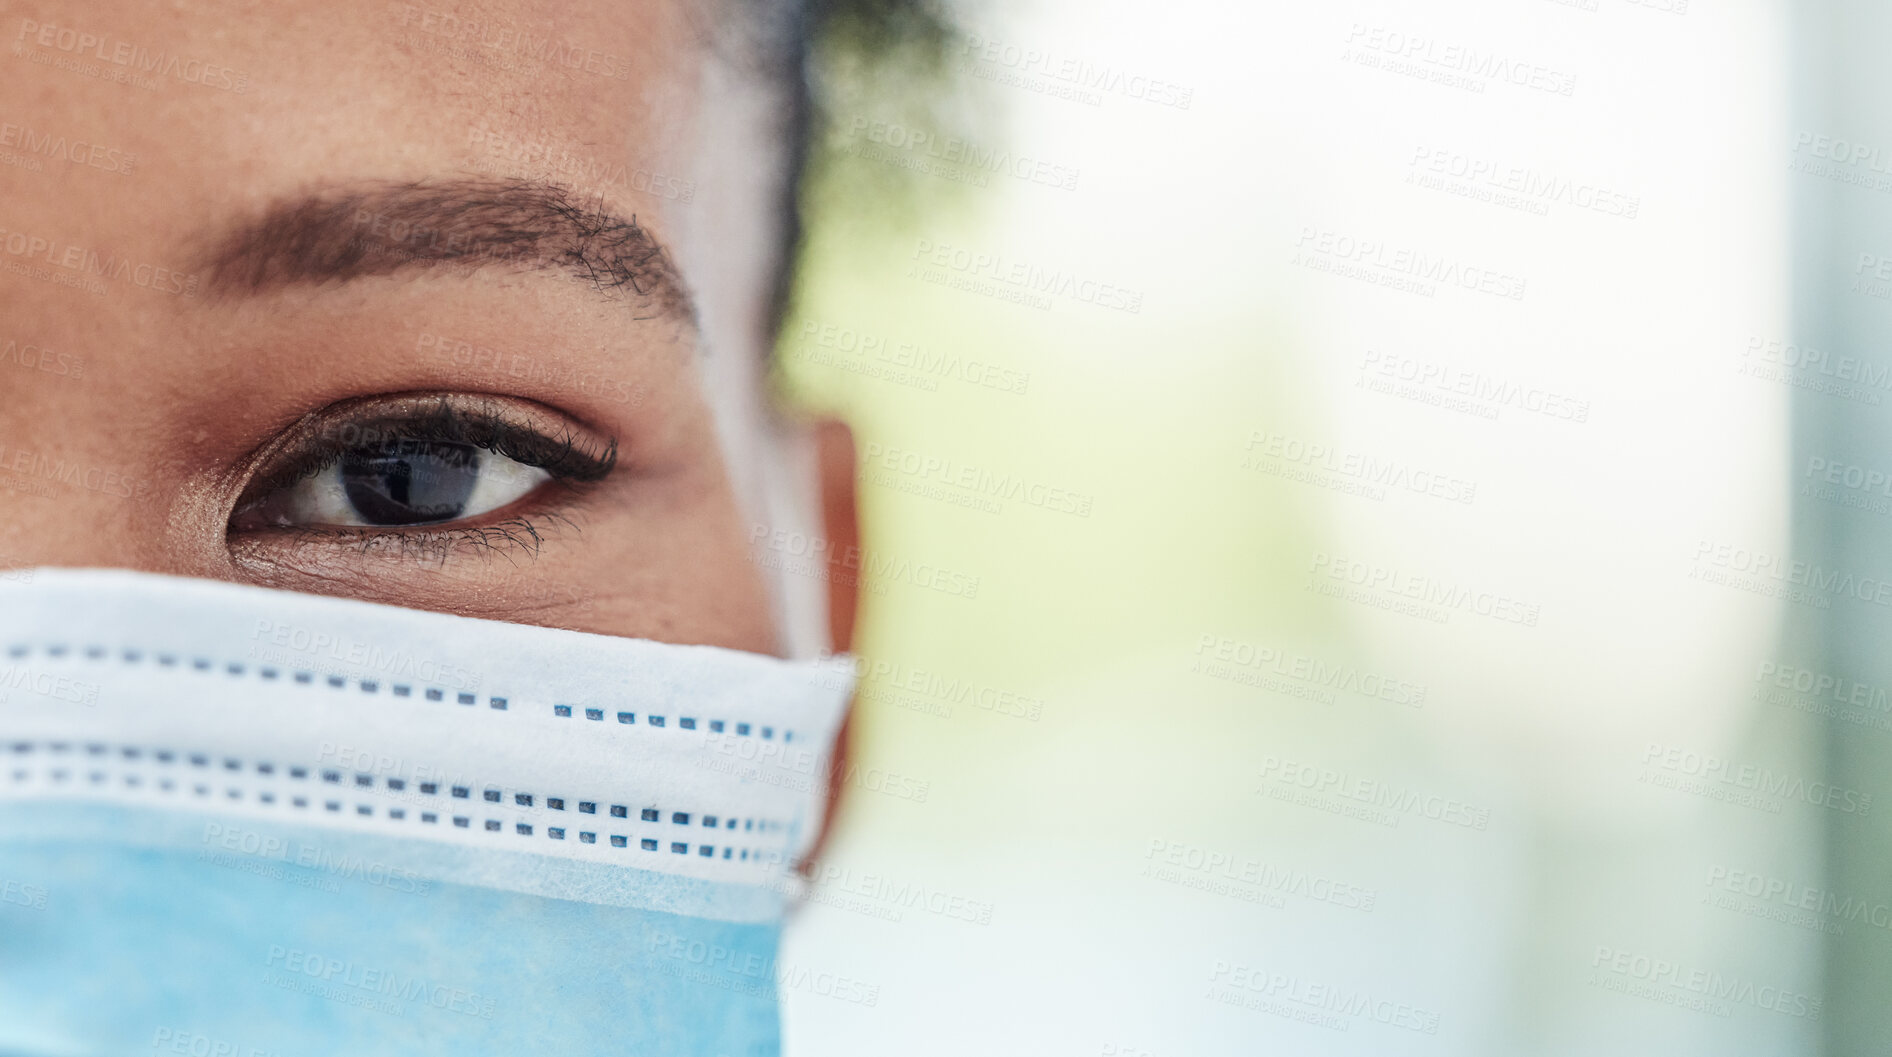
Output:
0 568 854 1057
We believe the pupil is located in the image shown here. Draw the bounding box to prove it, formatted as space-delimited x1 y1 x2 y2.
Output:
340 440 482 526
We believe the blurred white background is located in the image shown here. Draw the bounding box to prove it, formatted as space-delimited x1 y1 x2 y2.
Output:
779 1 1815 1053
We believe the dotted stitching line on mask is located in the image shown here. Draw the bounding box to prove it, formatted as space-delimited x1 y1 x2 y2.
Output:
3 740 792 864
3 643 802 744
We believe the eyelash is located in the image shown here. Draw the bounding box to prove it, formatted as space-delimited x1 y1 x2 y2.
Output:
230 396 616 561
273 512 582 563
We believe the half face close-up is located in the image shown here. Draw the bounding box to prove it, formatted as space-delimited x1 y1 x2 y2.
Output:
0 3 869 1053
1 0 835 653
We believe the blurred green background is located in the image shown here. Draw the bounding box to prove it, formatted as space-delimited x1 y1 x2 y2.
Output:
772 2 1834 1055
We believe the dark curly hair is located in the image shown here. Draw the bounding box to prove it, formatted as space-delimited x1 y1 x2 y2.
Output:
759 0 958 338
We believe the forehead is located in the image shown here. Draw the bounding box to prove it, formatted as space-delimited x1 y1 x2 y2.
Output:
5 1 710 224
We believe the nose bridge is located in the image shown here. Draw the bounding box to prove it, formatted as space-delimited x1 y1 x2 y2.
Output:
0 400 218 579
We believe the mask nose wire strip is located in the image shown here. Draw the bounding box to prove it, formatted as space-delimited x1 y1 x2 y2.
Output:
0 567 857 896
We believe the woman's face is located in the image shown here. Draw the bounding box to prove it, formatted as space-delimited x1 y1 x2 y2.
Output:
0 0 798 653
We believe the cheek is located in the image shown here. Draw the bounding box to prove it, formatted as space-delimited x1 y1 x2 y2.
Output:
583 457 782 654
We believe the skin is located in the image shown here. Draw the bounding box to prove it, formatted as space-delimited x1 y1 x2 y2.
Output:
0 0 858 657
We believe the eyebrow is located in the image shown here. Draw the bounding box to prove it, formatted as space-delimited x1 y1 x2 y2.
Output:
198 178 694 322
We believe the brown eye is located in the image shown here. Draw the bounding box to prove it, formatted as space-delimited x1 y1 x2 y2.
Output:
227 395 617 535
234 438 551 529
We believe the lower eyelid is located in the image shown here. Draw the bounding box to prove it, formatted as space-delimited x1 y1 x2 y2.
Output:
231 510 583 566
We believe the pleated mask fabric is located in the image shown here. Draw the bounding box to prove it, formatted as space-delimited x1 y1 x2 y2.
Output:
0 567 854 1057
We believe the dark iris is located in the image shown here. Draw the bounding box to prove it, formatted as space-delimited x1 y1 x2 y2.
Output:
340 440 483 526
